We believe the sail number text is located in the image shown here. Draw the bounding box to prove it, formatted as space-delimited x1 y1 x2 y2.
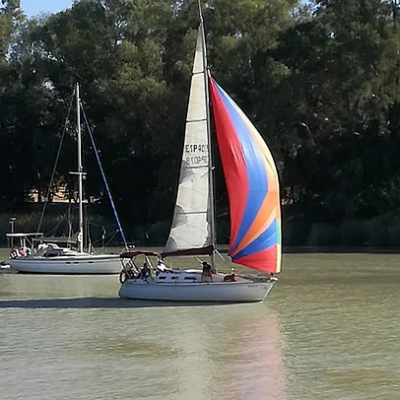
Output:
185 144 208 153
185 143 209 166
186 155 208 166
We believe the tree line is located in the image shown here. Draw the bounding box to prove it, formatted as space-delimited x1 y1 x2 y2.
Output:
1 0 400 247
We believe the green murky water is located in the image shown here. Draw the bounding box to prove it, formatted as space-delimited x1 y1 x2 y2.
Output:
0 252 399 400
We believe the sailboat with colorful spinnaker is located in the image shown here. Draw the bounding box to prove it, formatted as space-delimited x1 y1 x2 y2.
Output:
118 8 281 302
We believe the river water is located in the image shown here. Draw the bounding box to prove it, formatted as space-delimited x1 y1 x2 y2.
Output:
0 253 399 400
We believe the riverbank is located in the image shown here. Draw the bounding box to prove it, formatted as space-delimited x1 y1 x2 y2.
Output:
283 246 400 254
2 209 400 249
2 245 400 263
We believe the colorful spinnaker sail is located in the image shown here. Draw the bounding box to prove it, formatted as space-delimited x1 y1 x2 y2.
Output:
210 78 282 274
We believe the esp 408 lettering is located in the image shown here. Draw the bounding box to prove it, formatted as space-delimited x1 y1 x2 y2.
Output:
185 144 208 153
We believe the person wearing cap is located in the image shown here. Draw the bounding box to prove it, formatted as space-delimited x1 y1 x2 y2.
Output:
201 261 213 282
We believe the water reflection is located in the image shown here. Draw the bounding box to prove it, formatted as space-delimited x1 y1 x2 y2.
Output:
132 305 288 400
0 297 248 308
209 310 287 400
0 273 288 400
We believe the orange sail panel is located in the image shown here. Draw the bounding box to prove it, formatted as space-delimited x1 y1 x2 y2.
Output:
209 78 282 273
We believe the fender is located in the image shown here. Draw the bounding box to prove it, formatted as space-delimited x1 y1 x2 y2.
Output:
119 270 127 284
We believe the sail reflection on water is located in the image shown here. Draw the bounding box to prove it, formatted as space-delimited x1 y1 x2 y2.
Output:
171 306 287 400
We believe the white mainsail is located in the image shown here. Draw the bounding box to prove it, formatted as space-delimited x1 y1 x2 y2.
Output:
163 29 212 255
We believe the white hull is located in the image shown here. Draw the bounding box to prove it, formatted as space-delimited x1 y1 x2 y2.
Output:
9 254 122 274
119 272 275 303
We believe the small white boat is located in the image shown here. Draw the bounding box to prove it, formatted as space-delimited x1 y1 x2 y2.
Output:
6 84 127 275
8 254 121 275
6 234 122 274
118 7 282 303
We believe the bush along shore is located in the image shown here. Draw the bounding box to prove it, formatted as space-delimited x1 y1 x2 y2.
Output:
2 211 400 250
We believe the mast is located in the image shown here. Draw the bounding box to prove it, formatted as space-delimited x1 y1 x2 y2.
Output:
76 83 84 253
199 2 217 271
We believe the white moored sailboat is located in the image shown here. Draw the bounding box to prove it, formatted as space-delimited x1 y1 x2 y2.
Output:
7 84 126 274
118 7 281 302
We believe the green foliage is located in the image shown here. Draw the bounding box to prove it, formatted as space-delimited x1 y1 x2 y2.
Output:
2 0 400 246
